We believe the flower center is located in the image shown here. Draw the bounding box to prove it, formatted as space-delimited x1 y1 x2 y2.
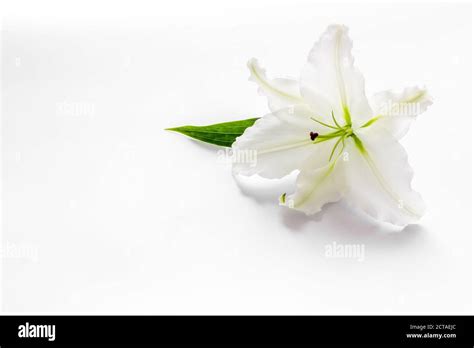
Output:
310 111 357 162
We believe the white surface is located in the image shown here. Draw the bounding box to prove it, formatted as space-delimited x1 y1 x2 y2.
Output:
1 1 472 313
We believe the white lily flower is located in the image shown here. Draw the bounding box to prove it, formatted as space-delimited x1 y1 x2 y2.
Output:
233 25 432 226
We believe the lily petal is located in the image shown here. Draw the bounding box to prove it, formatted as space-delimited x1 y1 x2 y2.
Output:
247 58 303 112
343 126 425 226
283 139 345 214
300 25 373 126
368 86 433 139
232 105 328 179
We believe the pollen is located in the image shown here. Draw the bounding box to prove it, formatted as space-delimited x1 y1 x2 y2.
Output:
310 131 319 141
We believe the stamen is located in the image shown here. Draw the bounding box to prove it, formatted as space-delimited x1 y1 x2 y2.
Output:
331 111 342 129
310 131 319 141
310 117 340 130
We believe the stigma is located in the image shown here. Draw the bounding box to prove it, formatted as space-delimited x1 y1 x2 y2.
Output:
310 131 319 141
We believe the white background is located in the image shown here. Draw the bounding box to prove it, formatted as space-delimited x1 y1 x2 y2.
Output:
1 1 472 313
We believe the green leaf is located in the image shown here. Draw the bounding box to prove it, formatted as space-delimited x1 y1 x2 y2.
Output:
166 117 259 147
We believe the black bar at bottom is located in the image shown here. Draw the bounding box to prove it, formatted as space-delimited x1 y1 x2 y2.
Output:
0 315 472 346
